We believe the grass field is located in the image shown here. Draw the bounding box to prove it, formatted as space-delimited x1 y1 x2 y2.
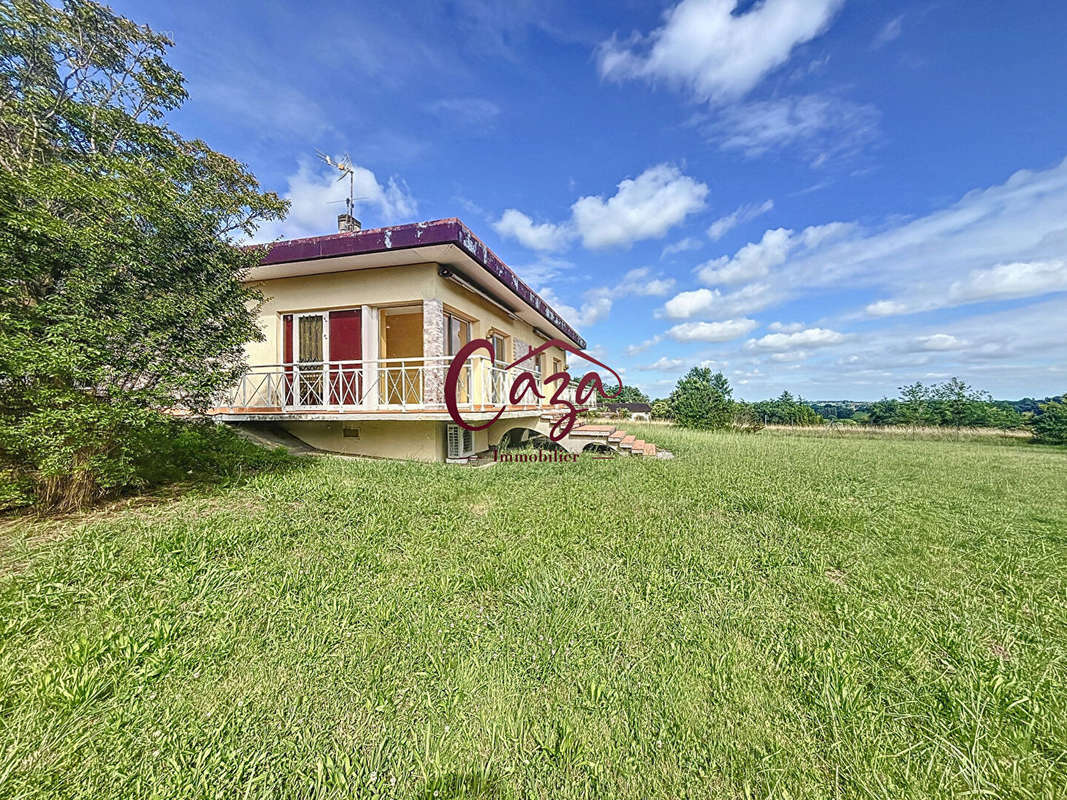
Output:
1 427 1065 798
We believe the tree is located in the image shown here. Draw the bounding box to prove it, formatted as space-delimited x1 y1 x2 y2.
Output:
979 403 1026 430
933 377 990 430
866 398 902 425
612 385 649 404
650 400 670 420
898 381 936 426
1032 400 1067 445
750 391 824 426
0 0 286 508
668 367 735 430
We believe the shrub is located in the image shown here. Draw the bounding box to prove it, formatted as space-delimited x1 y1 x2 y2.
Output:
1 413 289 511
1033 400 1067 445
733 404 765 434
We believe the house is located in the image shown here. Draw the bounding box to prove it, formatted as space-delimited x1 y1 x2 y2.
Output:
600 402 652 421
211 216 590 461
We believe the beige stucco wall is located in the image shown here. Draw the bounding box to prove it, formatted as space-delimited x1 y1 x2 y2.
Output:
281 419 443 461
246 262 571 376
279 416 545 461
433 278 570 408
246 263 439 364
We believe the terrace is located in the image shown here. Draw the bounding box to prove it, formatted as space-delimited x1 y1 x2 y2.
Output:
212 353 590 420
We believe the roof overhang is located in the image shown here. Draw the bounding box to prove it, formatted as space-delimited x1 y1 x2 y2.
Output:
248 218 586 349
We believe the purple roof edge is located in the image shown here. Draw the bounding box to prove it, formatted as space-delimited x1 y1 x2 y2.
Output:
257 218 586 349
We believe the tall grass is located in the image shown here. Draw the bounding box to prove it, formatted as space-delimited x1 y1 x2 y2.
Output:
762 423 1034 442
1 428 1065 798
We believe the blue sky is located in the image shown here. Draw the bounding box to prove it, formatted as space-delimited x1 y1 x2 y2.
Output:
112 0 1067 400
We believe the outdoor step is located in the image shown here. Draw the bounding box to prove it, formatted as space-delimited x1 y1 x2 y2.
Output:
644 443 657 457
608 431 625 443
570 424 616 438
631 439 646 456
619 434 636 450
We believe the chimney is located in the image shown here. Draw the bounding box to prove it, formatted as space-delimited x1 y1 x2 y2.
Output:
337 213 361 233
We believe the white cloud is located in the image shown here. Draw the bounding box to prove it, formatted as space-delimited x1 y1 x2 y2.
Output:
812 299 1067 399
697 227 794 285
799 220 854 248
512 256 574 287
864 299 910 317
768 350 809 362
707 199 774 240
745 327 846 352
598 267 677 298
493 209 573 252
595 1 870 164
540 268 674 330
872 16 904 49
495 164 707 252
867 260 1067 319
597 0 845 103
710 94 880 162
571 164 708 249
912 334 967 351
676 158 1067 327
252 160 417 242
667 319 758 342
662 282 779 320
425 97 501 128
948 260 1067 304
541 289 613 328
662 236 704 258
638 356 686 371
626 334 664 356
768 321 806 333
663 289 716 319
658 221 850 317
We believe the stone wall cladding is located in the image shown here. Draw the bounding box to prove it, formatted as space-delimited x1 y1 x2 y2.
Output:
423 298 445 406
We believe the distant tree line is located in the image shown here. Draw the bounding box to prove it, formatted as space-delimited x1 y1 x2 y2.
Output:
817 379 1056 431
647 370 1066 444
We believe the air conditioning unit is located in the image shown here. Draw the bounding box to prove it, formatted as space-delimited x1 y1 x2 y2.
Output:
446 423 475 460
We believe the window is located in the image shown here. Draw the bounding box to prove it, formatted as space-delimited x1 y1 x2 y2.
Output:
443 311 471 356
489 332 509 367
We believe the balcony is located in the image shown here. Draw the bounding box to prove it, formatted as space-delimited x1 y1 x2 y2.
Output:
211 355 592 420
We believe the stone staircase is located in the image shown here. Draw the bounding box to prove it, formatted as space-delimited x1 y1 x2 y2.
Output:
538 413 666 458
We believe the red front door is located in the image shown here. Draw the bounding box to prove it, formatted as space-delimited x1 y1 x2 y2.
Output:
328 309 361 406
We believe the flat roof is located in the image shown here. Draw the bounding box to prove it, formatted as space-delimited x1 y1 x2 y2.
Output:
255 218 586 349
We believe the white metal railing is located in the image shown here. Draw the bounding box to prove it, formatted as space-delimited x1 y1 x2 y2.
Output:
215 355 594 414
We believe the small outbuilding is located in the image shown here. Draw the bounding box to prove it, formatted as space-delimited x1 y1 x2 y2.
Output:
600 402 652 421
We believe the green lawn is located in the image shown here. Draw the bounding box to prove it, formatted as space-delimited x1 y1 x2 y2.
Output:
2 428 1066 799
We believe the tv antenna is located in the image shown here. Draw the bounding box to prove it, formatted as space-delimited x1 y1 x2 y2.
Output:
315 150 357 220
